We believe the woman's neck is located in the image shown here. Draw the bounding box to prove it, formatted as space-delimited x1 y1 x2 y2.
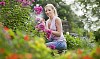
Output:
49 14 55 20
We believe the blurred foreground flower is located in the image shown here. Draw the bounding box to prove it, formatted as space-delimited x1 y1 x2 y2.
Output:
4 26 9 31
6 53 18 59
96 47 100 55
25 53 32 59
24 35 29 41
77 49 83 55
0 48 5 54
48 44 55 50
83 55 93 59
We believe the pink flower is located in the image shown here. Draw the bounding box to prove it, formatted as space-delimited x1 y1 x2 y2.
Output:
16 0 23 3
44 29 52 39
37 23 45 31
0 1 5 6
27 1 32 5
31 0 35 2
34 5 43 14
35 22 45 31
48 44 55 49
36 17 40 22
17 0 32 7
21 0 29 7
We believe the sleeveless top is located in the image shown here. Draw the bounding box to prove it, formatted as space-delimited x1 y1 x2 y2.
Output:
46 16 66 41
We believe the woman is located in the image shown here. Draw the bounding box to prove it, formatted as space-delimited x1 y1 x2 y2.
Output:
44 4 67 51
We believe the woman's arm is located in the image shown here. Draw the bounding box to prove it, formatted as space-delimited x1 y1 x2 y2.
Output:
52 17 62 37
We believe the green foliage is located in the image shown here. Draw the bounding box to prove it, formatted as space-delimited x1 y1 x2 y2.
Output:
0 24 100 59
65 34 81 49
0 0 34 32
94 29 100 44
55 46 100 59
0 26 53 59
64 34 94 50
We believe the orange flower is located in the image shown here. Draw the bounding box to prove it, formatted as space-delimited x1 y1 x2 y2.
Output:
83 55 93 59
77 49 83 55
25 53 32 59
96 47 100 55
0 48 5 54
66 54 72 59
24 35 29 41
18 54 24 59
6 53 18 59
4 26 9 31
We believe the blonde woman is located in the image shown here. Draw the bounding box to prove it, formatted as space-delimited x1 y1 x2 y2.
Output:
45 4 67 52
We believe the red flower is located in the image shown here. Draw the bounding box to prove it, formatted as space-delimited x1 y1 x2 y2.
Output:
4 26 9 31
0 48 5 54
83 55 93 59
24 35 29 41
6 53 18 59
77 49 83 55
96 47 100 55
25 53 32 59
67 54 71 59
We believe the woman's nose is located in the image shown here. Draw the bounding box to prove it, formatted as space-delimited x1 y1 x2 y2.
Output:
46 10 50 13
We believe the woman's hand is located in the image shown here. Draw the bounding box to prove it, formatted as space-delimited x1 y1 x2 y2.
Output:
44 29 52 39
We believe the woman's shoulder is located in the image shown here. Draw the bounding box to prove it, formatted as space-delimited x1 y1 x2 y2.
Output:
55 17 61 22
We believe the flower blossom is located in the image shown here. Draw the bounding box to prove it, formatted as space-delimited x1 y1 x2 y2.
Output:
6 53 18 59
35 17 40 22
36 22 45 31
24 35 29 41
0 1 5 6
48 44 55 49
31 0 35 2
34 5 43 14
4 26 9 31
16 0 32 7
83 55 93 59
44 29 52 39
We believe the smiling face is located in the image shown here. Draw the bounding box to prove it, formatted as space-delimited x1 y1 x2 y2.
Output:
45 6 55 17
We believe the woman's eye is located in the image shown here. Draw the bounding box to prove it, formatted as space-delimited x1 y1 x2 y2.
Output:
45 9 51 12
45 10 47 12
48 10 51 11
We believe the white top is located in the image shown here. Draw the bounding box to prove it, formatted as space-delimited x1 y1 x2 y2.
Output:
46 16 66 41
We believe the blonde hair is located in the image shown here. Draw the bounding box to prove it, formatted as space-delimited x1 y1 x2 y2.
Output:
45 4 58 16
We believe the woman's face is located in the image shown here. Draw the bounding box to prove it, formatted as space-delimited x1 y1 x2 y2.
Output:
45 7 54 17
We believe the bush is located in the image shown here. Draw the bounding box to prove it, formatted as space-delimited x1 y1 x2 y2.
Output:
0 0 34 32
0 26 53 59
64 34 95 50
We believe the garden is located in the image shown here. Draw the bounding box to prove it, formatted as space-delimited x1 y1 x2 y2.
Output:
0 0 100 59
